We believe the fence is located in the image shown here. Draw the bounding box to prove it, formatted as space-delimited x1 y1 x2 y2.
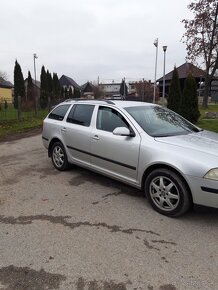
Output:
0 96 46 122
0 96 65 122
0 103 40 121
204 111 218 119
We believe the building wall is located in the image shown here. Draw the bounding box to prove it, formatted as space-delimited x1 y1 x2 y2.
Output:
63 85 75 94
0 87 13 103
211 80 218 102
128 83 137 95
99 84 120 93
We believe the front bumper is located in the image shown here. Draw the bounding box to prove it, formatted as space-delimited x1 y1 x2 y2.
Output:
186 175 218 208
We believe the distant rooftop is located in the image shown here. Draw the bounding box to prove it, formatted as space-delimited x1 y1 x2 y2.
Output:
80 81 96 90
59 75 80 89
0 77 13 88
24 78 40 88
157 63 205 82
99 82 121 86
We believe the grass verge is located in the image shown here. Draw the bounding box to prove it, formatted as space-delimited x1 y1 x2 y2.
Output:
0 118 43 138
0 111 47 139
197 104 218 133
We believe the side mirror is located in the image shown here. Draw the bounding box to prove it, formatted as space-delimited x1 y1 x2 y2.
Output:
113 127 135 137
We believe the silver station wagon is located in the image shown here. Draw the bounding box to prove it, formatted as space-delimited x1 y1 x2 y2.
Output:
42 100 218 216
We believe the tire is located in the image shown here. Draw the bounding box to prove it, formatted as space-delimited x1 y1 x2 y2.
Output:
51 142 69 171
145 168 191 217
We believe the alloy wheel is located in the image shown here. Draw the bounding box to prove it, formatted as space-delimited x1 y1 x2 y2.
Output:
149 176 180 212
52 145 65 168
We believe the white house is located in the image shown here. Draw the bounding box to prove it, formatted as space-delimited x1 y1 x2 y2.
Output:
99 82 121 98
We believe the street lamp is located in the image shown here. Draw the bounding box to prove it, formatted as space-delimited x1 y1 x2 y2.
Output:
153 38 158 103
162 45 167 106
33 53 38 114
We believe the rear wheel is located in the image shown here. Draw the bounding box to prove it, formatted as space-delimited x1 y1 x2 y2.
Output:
145 168 191 217
51 142 69 171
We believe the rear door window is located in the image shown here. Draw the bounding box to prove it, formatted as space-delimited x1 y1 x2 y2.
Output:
48 104 71 121
67 104 94 127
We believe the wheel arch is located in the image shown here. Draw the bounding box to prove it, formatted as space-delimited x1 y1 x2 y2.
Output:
141 164 193 204
48 137 63 157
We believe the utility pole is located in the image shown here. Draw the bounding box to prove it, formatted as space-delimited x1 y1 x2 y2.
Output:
153 38 158 103
33 53 38 114
162 46 167 106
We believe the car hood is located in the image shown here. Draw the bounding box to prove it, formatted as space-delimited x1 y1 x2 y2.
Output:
155 130 218 157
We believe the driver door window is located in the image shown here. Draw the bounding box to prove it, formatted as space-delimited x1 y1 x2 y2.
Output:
97 106 129 132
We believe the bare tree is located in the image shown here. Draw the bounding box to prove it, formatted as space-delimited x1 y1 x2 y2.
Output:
133 80 154 102
0 71 8 80
92 82 104 99
182 0 218 107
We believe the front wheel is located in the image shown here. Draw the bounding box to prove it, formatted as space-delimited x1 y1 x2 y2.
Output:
145 168 191 217
51 142 69 171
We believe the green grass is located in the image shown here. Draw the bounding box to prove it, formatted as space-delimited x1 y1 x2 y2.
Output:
197 119 218 132
0 119 42 137
0 110 48 139
197 104 218 132
0 104 40 121
199 104 218 113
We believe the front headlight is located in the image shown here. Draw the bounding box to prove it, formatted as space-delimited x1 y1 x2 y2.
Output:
204 168 218 181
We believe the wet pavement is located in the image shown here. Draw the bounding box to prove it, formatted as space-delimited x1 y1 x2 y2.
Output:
0 134 218 290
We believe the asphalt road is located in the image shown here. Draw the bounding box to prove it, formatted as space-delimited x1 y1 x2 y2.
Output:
0 134 218 290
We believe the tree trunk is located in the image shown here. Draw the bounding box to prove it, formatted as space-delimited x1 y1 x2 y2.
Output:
202 72 210 108
17 96 21 120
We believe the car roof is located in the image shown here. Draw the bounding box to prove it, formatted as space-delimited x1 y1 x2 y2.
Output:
61 99 156 108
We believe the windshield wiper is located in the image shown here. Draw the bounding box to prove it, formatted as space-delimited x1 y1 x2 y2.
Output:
153 132 190 138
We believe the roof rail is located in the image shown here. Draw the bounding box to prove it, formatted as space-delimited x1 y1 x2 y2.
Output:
64 99 73 102
104 100 115 104
63 98 115 105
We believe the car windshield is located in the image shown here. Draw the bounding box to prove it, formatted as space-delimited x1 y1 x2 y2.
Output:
125 105 201 137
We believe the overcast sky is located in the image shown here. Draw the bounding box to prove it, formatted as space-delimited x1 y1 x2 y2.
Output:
1 0 192 85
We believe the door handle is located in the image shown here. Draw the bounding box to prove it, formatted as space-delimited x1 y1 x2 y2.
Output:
61 127 67 132
92 135 99 140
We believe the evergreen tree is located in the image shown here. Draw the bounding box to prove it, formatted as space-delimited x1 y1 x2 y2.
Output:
69 87 73 98
180 73 200 123
14 60 25 108
167 67 182 114
64 87 68 99
57 74 61 97
73 88 81 98
40 66 48 109
26 71 34 102
47 70 53 99
61 86 64 98
52 73 61 100
120 79 128 97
